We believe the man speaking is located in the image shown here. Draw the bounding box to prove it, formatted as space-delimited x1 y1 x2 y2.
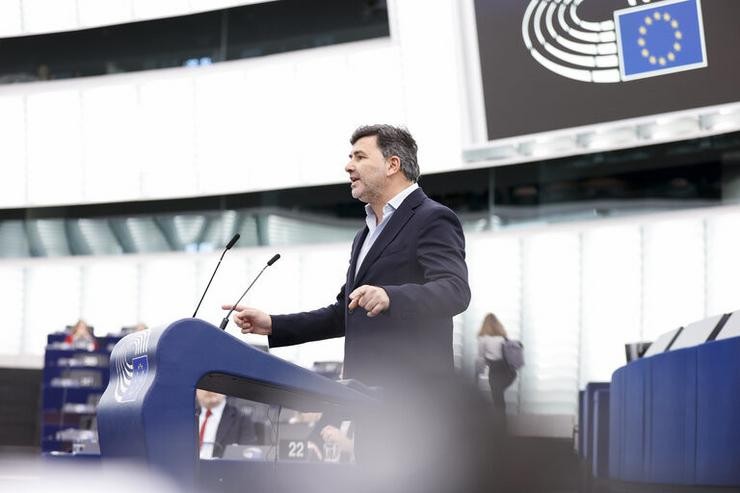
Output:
223 124 470 389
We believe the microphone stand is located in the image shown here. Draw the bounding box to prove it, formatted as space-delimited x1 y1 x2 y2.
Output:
220 254 280 330
192 234 240 318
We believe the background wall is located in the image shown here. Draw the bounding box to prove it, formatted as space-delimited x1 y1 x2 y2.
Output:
0 0 273 37
0 0 467 208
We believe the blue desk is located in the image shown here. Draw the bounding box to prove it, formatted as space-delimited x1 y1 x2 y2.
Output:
609 336 740 486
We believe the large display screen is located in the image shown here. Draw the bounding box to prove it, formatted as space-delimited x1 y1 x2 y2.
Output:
474 0 740 140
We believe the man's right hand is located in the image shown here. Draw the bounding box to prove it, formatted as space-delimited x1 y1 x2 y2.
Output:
221 305 272 335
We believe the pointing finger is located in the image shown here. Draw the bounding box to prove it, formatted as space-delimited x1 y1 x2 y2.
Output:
222 304 244 312
348 287 365 311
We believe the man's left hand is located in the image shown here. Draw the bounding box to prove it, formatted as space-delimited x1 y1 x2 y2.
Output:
348 285 389 317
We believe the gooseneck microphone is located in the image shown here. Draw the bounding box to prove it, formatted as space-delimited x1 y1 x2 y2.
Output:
192 233 241 318
220 253 281 330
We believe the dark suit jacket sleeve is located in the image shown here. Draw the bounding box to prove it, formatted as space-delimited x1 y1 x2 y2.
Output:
236 414 259 446
382 206 470 319
213 404 259 458
268 287 346 347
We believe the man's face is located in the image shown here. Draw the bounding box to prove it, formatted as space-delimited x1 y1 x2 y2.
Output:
196 389 225 410
345 135 389 204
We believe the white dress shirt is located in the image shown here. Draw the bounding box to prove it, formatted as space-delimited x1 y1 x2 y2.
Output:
199 398 226 459
478 335 505 361
355 182 419 276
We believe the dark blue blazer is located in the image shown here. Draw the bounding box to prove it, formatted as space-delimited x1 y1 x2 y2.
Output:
210 403 259 458
269 188 470 387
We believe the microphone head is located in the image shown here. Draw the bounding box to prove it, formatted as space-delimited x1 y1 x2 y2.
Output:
226 233 240 250
267 253 281 266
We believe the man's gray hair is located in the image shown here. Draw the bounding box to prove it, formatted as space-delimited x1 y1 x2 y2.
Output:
350 124 420 182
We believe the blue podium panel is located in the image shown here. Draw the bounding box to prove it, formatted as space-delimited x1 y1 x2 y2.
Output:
198 460 276 493
622 358 649 482
583 382 610 467
592 389 610 478
609 368 625 480
649 347 697 484
578 390 585 459
696 337 740 486
97 319 376 491
273 462 356 493
198 460 357 493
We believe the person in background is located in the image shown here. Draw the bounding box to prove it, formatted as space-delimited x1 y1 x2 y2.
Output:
320 422 354 462
476 313 517 421
133 322 148 332
64 319 97 350
196 389 258 459
119 322 149 336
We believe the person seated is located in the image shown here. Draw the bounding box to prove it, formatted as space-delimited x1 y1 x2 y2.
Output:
300 411 354 462
132 322 148 332
320 422 354 462
196 389 258 459
281 411 324 461
120 322 149 336
64 319 97 351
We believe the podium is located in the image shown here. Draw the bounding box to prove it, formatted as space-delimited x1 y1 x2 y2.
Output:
97 319 376 491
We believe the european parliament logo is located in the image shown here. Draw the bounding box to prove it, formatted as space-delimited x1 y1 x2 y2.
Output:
615 0 707 80
114 330 150 403
521 0 707 83
115 355 149 403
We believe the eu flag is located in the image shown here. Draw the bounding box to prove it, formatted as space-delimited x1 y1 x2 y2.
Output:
615 0 707 81
132 355 148 380
120 354 148 402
